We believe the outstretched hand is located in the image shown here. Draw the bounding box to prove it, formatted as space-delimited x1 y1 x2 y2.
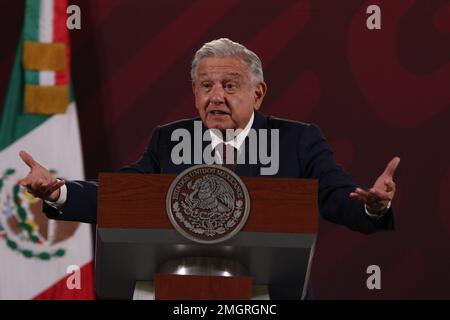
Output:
350 156 400 214
18 150 65 202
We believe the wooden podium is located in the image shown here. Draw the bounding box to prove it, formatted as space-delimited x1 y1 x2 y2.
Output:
95 172 318 300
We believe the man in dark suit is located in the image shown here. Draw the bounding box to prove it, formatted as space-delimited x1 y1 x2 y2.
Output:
18 38 399 297
25 109 395 233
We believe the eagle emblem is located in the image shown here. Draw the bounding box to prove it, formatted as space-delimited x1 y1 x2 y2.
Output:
166 165 250 244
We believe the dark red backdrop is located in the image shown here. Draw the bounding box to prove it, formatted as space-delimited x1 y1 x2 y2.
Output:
1 0 449 299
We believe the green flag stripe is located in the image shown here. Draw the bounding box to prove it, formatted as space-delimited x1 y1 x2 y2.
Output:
24 0 40 41
25 71 39 85
0 38 50 151
23 0 41 86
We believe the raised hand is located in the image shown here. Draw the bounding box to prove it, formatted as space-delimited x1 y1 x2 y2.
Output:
18 150 65 202
350 156 400 214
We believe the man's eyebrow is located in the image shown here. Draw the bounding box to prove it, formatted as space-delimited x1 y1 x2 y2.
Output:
224 73 242 78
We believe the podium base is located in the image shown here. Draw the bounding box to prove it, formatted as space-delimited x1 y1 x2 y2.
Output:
133 257 271 300
133 281 269 300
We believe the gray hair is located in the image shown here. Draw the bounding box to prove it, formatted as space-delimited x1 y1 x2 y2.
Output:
191 38 264 84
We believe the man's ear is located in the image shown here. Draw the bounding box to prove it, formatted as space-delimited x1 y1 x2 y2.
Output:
192 81 196 94
253 82 267 111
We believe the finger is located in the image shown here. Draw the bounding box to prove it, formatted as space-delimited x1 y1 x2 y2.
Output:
34 179 64 200
19 150 38 169
18 175 33 186
45 179 65 195
384 179 395 191
354 187 370 197
368 188 392 201
350 188 370 202
19 175 46 190
383 156 401 178
349 192 366 202
34 178 59 193
39 180 57 196
30 179 44 191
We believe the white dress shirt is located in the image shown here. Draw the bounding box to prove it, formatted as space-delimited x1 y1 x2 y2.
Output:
209 112 254 164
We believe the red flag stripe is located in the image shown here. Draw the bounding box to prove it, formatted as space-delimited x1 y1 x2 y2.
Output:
33 261 95 300
53 0 70 86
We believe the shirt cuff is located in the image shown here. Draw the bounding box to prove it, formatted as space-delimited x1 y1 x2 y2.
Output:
44 182 67 210
365 201 391 220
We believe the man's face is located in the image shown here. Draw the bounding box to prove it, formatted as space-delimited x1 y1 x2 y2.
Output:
193 56 267 130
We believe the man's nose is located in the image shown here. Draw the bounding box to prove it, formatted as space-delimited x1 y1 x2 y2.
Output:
210 85 225 104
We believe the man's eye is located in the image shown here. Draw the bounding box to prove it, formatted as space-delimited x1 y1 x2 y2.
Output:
201 83 212 90
225 83 238 90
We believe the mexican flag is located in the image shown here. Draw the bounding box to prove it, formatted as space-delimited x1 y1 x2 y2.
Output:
0 0 94 299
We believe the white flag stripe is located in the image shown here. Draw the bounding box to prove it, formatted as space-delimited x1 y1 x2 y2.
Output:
38 0 56 85
39 0 53 43
39 71 56 86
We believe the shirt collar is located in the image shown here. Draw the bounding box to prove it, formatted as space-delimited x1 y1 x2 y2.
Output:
209 112 254 151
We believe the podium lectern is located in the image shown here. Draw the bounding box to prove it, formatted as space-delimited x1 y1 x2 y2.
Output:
95 173 318 300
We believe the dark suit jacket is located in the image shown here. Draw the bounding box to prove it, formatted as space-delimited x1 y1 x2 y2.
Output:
44 111 394 233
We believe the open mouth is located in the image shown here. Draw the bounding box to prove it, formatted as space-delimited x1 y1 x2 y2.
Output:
209 110 229 116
